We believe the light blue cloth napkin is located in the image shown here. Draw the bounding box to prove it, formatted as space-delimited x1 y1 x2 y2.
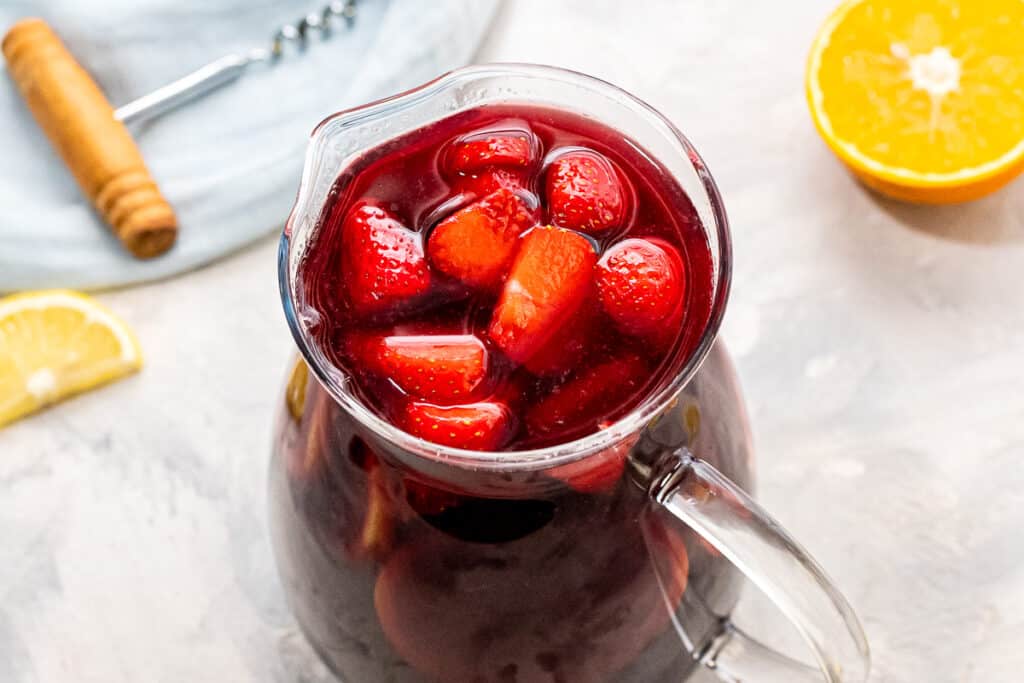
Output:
0 0 498 292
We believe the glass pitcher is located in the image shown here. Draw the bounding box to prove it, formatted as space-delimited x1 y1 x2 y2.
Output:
269 64 869 683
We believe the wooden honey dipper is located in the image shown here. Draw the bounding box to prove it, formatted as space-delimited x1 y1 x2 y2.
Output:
1 3 358 259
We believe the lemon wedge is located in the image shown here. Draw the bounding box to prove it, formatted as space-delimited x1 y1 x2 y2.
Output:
0 290 142 428
807 0 1024 203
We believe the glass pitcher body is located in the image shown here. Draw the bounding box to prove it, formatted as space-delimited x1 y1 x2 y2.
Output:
271 64 868 683
271 342 750 682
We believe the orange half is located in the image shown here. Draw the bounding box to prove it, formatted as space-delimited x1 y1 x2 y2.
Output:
807 0 1024 203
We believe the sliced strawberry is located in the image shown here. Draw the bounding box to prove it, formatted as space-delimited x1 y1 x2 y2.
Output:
403 401 513 451
596 237 686 340
547 434 638 493
341 202 431 315
427 189 537 290
546 150 629 235
446 128 537 175
521 294 600 376
525 354 648 438
557 448 627 493
488 226 597 363
404 478 464 517
348 334 487 402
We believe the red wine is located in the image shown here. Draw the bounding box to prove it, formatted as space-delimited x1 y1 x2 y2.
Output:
271 103 746 683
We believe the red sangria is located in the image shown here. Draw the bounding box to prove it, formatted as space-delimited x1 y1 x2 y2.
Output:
271 66 869 683
299 102 715 454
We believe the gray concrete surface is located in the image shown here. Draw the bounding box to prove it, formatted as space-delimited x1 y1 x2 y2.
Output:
3 1 1023 681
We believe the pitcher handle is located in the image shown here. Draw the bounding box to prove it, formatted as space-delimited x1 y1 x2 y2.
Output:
648 448 870 682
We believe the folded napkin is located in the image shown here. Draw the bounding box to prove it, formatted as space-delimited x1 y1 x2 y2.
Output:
0 0 498 291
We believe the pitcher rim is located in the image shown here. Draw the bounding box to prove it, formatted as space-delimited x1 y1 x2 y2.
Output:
278 63 732 471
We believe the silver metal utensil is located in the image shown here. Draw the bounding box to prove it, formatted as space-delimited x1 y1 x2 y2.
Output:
114 0 358 125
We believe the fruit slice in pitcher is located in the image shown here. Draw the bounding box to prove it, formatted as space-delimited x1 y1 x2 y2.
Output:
488 225 597 363
347 333 489 403
526 353 648 439
445 126 539 175
284 358 310 424
287 387 333 482
340 203 431 315
521 293 602 377
404 477 464 518
596 237 686 345
427 188 537 291
547 434 638 494
354 457 394 560
403 400 514 451
546 149 629 235
453 167 528 199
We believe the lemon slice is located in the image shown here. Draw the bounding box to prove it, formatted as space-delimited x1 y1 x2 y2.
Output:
807 0 1024 203
285 357 309 423
0 290 142 428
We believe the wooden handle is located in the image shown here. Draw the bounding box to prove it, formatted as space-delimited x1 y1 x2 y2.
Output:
2 18 177 258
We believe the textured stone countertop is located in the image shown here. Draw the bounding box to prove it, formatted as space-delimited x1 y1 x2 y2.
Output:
2 1 1023 681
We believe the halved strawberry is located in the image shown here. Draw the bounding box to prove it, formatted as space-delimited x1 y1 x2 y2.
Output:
525 354 648 438
446 128 537 175
341 202 431 315
347 333 487 402
488 226 597 363
427 189 537 290
596 237 686 341
546 150 629 235
403 401 513 451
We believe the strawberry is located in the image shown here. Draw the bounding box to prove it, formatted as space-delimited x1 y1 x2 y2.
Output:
546 150 629 235
405 478 463 517
547 435 638 493
347 333 488 402
521 293 600 376
446 129 537 175
488 226 597 363
556 448 627 493
596 238 686 340
525 354 648 438
427 188 537 290
403 401 513 451
452 168 527 199
341 202 431 315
